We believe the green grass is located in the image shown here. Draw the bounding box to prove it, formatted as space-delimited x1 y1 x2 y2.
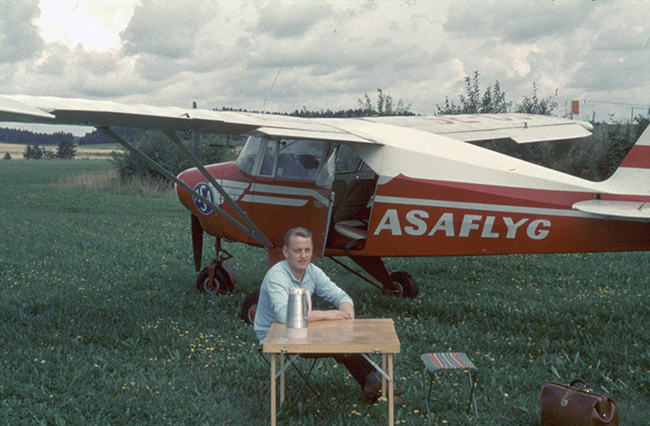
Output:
1 161 649 425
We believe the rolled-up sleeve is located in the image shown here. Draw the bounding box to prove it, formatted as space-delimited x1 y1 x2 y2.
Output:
310 266 353 308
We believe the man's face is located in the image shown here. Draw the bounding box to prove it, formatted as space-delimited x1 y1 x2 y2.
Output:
283 235 313 279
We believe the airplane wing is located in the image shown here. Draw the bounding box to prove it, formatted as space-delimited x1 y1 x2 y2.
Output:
0 95 374 144
364 114 593 143
572 200 650 220
1 95 591 145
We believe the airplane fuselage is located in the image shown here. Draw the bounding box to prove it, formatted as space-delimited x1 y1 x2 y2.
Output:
177 128 650 260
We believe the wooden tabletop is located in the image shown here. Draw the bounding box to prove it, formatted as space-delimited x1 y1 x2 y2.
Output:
263 318 400 354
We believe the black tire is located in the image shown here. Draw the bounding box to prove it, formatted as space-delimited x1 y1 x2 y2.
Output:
389 270 419 298
241 290 260 325
196 266 234 294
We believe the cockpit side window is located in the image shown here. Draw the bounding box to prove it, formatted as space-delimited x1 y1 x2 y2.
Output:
315 144 336 189
276 139 327 180
335 144 364 173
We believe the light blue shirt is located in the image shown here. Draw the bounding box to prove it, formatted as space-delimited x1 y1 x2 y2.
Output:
254 260 354 343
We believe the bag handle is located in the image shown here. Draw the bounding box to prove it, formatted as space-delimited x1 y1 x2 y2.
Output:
568 378 590 388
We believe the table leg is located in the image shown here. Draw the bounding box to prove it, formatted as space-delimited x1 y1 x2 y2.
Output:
388 354 394 426
280 352 285 406
270 354 276 426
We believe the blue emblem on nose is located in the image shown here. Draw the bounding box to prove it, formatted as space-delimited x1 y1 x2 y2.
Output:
193 182 215 215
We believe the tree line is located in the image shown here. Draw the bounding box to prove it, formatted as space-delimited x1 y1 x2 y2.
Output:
18 140 77 160
0 128 75 146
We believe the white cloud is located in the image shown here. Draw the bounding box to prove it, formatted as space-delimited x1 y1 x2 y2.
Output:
0 0 648 126
37 0 135 51
0 0 43 63
257 0 334 39
121 0 216 58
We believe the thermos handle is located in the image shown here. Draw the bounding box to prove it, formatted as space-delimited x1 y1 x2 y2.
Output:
303 290 311 320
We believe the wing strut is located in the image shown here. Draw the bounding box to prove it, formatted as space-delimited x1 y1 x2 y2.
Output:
99 127 273 249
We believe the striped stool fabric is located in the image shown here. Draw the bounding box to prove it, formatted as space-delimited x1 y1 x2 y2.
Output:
420 352 478 421
421 352 477 372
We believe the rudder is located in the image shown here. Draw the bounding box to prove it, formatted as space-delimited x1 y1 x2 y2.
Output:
603 124 650 194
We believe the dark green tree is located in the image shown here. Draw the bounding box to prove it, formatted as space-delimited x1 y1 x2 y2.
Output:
111 131 234 184
514 83 557 115
436 71 510 114
633 114 649 140
23 144 43 160
56 140 77 159
358 89 412 116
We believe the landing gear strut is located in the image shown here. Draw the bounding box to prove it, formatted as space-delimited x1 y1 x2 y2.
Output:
196 262 235 294
196 239 236 294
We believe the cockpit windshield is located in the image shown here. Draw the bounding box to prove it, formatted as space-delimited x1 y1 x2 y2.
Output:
236 136 263 175
236 136 335 187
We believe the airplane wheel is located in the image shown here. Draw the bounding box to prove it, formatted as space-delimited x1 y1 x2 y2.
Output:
241 290 260 325
196 266 234 294
389 270 419 298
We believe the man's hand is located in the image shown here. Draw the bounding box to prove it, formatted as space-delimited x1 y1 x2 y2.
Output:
327 309 353 320
308 301 354 322
338 301 355 319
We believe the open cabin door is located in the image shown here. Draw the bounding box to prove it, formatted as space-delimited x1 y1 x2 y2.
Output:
327 144 378 251
236 136 335 256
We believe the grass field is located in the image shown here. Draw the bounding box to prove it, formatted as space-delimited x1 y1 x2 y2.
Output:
1 160 648 425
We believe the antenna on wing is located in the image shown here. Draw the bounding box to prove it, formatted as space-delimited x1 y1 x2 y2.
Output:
192 101 199 159
262 60 285 113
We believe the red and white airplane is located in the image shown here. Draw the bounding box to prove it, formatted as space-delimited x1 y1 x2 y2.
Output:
2 95 649 321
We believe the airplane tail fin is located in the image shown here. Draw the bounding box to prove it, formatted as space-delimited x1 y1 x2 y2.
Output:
603 124 650 194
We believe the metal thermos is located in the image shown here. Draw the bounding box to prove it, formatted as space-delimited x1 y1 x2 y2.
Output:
286 287 311 339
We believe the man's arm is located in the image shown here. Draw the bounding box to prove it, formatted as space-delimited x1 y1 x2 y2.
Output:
307 301 354 322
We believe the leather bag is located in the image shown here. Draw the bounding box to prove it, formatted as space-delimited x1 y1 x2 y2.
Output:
539 379 619 426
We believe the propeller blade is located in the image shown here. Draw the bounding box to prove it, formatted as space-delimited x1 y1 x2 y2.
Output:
191 214 204 271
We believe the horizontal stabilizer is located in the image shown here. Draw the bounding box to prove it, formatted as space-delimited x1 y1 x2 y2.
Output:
573 199 650 220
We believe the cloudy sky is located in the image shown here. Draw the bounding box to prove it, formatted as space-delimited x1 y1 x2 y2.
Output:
0 0 648 134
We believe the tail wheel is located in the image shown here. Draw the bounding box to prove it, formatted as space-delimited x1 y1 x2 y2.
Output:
241 290 260 325
196 266 234 294
389 270 419 298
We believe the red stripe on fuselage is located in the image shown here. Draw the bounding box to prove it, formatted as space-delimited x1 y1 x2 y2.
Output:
620 145 650 169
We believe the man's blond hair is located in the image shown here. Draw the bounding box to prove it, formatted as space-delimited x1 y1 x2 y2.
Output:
283 227 312 248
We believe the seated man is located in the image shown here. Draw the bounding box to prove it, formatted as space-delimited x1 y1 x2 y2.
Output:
254 226 405 402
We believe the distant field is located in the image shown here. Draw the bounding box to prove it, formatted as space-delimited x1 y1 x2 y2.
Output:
1 161 649 425
0 142 121 160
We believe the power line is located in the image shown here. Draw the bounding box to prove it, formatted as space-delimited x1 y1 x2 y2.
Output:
584 100 649 108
